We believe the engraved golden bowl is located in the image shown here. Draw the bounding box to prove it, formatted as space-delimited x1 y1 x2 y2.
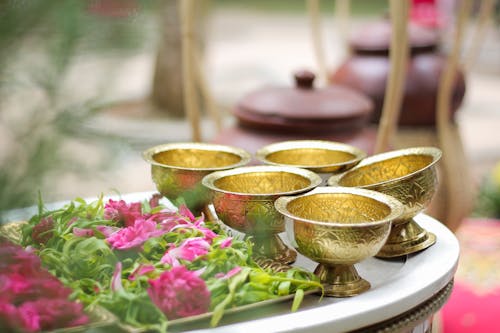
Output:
328 147 442 257
275 187 403 297
202 165 322 264
143 143 251 212
255 140 366 183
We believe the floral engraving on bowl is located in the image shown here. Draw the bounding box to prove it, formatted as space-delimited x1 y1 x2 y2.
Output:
295 222 390 265
212 193 283 234
214 172 311 195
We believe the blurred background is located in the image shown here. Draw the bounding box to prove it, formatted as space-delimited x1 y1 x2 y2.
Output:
0 0 499 214
0 1 499 331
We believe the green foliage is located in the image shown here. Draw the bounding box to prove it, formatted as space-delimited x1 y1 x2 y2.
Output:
473 167 500 218
0 0 162 218
214 0 387 16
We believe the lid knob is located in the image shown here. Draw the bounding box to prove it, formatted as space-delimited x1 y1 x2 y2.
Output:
294 70 315 89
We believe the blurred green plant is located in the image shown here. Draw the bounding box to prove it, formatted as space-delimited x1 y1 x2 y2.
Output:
0 0 161 220
473 162 500 219
214 0 387 15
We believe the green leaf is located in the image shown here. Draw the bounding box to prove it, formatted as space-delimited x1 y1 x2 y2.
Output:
210 268 250 327
291 288 304 312
278 281 291 296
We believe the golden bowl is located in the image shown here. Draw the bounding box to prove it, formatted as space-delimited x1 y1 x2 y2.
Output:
275 187 403 297
328 147 442 257
202 165 322 264
143 142 251 212
255 140 366 183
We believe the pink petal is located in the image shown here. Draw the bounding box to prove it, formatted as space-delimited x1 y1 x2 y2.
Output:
225 266 242 278
193 266 207 277
177 238 210 261
72 227 94 237
95 225 120 238
192 214 206 227
111 262 123 292
104 199 143 227
178 205 196 222
106 218 168 250
128 264 155 281
219 237 233 249
17 302 40 332
199 226 217 242
149 193 162 208
160 246 181 267
215 266 242 279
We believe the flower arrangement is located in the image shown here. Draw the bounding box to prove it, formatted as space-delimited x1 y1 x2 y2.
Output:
10 193 321 332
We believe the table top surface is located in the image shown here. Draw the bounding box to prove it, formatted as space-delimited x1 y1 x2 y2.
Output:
2 192 460 333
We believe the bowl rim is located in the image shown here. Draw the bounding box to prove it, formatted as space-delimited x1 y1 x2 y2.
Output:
201 165 322 197
327 146 442 188
255 140 367 170
274 186 404 227
142 142 252 171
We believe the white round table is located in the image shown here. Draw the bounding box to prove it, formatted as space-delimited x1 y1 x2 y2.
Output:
180 213 459 333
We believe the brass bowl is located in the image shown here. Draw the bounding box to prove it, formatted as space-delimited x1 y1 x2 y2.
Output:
328 147 442 257
202 165 322 264
255 140 366 183
143 143 251 212
275 187 403 297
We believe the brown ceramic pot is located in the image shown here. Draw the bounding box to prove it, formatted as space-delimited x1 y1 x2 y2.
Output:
330 20 466 126
212 70 377 154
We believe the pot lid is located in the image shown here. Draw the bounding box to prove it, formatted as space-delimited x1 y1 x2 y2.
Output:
349 20 438 52
235 70 373 122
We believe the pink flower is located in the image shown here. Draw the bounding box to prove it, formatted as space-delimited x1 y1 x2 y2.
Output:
104 199 142 227
0 253 72 304
147 267 210 319
1 272 31 295
215 266 242 279
111 262 123 292
0 243 40 276
72 227 94 237
0 301 20 331
31 217 54 245
17 302 40 332
18 299 88 332
106 218 167 250
0 273 72 304
219 237 233 249
149 193 162 208
0 242 87 332
160 237 210 265
128 264 155 281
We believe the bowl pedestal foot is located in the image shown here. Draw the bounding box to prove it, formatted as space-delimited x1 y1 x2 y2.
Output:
252 234 297 264
314 264 370 297
376 219 436 258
